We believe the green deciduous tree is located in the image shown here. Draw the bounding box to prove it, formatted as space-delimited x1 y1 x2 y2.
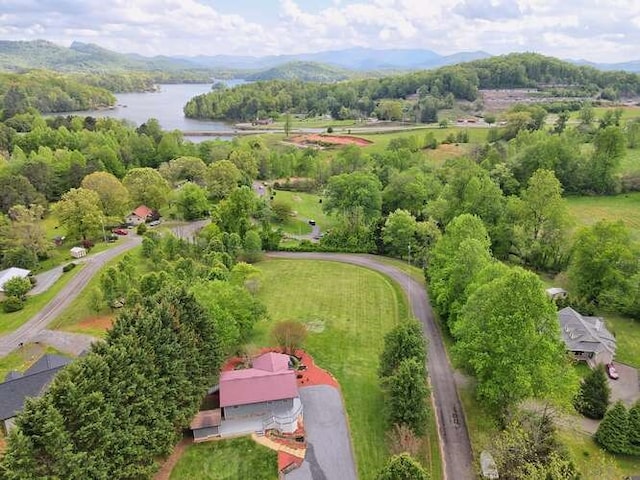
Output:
588 126 625 194
122 167 171 210
595 401 630 454
385 358 429 436
383 209 418 259
323 171 382 222
573 365 610 419
242 230 263 263
173 182 210 220
205 160 242 200
3 276 31 300
379 320 427 378
81 171 130 218
452 267 573 413
377 453 430 480
6 204 49 260
53 188 104 240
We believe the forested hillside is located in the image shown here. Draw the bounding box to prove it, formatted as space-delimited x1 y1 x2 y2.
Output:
245 61 352 82
185 53 640 121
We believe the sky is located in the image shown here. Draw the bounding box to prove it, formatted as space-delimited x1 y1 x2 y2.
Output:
1 0 640 63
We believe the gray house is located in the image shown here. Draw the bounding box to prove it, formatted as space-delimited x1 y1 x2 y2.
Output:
0 354 71 434
558 307 616 366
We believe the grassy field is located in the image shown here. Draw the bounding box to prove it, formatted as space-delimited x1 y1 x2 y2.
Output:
250 259 441 480
0 343 67 380
50 246 142 337
604 313 640 368
566 192 640 239
271 190 336 232
621 148 640 176
0 264 84 335
170 437 278 480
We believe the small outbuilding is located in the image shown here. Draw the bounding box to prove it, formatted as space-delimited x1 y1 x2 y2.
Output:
69 246 87 259
0 267 31 293
546 287 568 301
190 409 222 443
480 451 499 479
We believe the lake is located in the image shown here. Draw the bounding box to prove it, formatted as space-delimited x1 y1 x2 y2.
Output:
66 83 242 141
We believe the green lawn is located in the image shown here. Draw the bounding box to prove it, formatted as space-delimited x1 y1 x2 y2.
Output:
621 148 640 176
566 192 640 239
604 313 640 368
271 190 336 232
170 437 278 480
0 264 84 335
250 259 441 480
0 344 68 380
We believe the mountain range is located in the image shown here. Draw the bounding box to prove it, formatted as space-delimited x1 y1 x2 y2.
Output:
2 40 640 78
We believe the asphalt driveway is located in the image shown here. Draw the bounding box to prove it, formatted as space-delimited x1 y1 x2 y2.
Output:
610 362 640 406
286 385 357 480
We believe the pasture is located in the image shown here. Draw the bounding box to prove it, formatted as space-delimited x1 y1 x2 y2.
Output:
566 192 640 239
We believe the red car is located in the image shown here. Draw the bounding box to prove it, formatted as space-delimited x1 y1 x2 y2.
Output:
112 228 128 236
606 363 619 380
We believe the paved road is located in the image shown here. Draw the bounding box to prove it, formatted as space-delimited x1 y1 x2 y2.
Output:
286 385 357 480
0 220 209 359
267 252 474 480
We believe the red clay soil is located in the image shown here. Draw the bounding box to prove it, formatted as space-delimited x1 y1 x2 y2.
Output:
153 438 192 480
74 315 114 332
290 134 372 147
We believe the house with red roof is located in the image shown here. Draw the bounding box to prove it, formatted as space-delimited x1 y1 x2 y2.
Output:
191 352 302 442
125 205 155 226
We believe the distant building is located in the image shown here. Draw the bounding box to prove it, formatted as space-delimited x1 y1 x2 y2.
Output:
0 267 31 296
558 307 616 366
69 246 87 259
0 354 72 434
126 205 154 225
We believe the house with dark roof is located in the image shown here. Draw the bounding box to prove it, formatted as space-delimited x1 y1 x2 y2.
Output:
0 354 71 434
558 307 616 366
191 352 302 442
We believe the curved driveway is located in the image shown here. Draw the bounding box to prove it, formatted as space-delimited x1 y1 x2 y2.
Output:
0 220 209 358
267 252 474 480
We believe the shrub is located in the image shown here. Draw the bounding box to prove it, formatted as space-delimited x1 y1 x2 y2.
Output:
595 401 630 454
3 276 32 300
136 223 148 235
272 321 307 355
3 296 24 313
81 239 94 250
62 262 77 273
327 126 334 133
377 453 430 480
386 424 422 458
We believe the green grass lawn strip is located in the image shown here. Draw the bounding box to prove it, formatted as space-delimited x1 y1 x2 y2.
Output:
170 437 278 480
0 264 84 335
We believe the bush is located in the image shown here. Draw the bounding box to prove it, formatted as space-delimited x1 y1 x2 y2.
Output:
327 126 334 133
136 223 148 235
272 321 307 355
3 295 24 313
81 239 94 250
573 365 610 419
377 453 430 480
62 262 77 273
595 401 630 454
3 276 32 300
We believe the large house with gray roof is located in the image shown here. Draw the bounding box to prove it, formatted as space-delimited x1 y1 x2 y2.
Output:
558 307 616 366
0 354 71 434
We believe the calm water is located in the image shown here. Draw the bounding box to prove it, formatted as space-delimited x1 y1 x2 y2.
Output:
66 83 243 140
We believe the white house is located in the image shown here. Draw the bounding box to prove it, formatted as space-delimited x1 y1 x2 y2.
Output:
69 247 87 259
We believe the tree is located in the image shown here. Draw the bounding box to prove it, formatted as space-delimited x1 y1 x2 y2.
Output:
383 209 418 259
3 276 32 300
122 167 171 210
271 199 293 224
452 267 573 413
628 400 640 448
158 156 207 187
588 126 625 194
6 204 49 259
386 423 423 457
377 453 430 480
567 220 639 313
284 112 292 137
272 320 308 355
323 171 382 222
385 358 429 436
174 182 210 220
53 188 105 240
213 186 257 237
379 320 427 378
595 401 630 454
242 230 263 263
512 169 572 271
81 171 130 217
573 365 610 419
205 160 242 200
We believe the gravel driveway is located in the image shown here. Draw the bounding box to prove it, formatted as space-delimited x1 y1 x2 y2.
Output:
286 385 357 480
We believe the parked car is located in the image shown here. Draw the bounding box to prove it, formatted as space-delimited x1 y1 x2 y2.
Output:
606 362 619 380
148 220 161 227
112 228 128 236
308 219 316 226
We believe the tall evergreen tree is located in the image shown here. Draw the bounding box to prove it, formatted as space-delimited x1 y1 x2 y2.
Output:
573 365 610 419
629 400 640 449
595 401 630 454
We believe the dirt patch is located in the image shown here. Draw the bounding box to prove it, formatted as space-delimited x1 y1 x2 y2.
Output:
74 315 114 332
290 134 372 147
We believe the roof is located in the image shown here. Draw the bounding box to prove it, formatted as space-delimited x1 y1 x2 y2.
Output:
558 307 616 355
69 246 86 253
0 355 72 421
0 267 31 292
219 352 297 408
4 371 22 382
546 287 567 296
190 409 222 429
131 205 153 219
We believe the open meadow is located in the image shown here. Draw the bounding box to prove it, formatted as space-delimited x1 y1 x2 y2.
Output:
566 192 640 239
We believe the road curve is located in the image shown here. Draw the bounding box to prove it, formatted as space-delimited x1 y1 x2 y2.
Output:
0 220 210 358
266 252 474 480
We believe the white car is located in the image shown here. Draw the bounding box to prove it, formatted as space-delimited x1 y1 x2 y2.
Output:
606 363 619 380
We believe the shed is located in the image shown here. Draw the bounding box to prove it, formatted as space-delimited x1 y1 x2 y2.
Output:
70 246 87 259
480 451 499 479
190 409 222 442
546 287 568 301
0 267 31 293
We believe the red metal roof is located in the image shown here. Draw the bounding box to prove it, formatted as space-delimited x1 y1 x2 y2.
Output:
219 352 298 407
131 205 153 219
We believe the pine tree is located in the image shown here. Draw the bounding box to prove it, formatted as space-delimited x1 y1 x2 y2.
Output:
377 453 430 480
594 401 630 454
629 400 640 449
573 365 610 419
